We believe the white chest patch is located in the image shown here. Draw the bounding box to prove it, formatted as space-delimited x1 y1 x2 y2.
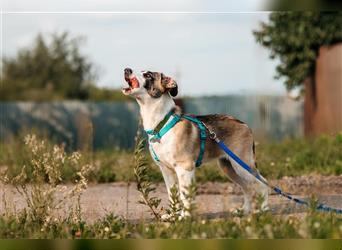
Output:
148 131 176 164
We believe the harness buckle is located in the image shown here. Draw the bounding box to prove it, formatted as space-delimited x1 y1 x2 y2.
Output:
149 134 161 143
200 129 207 140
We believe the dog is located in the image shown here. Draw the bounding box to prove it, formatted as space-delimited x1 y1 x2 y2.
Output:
122 68 269 218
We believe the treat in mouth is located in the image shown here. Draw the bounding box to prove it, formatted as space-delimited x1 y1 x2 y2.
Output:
123 68 140 93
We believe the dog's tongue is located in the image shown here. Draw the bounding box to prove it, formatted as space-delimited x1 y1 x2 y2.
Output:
130 77 139 89
125 74 139 89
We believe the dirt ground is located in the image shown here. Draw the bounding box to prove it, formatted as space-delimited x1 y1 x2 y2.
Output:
1 175 341 223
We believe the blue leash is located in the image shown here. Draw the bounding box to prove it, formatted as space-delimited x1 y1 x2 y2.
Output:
210 132 342 214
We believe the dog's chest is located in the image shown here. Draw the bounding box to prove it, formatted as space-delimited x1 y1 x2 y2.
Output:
146 123 199 169
148 133 175 163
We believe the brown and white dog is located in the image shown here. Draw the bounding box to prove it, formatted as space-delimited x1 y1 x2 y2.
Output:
122 68 269 218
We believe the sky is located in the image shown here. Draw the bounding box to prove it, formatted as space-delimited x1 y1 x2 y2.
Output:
2 0 286 96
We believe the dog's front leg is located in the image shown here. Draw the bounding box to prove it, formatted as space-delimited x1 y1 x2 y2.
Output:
157 162 177 197
156 162 179 221
174 166 196 218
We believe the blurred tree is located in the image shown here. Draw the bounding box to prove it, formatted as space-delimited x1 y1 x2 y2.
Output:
254 12 342 91
1 32 98 100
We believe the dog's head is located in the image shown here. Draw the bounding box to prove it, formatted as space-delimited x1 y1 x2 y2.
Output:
122 68 178 99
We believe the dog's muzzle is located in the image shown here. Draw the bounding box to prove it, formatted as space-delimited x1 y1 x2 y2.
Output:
123 68 140 93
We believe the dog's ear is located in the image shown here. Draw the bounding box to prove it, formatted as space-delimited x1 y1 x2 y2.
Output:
161 74 178 97
169 85 178 97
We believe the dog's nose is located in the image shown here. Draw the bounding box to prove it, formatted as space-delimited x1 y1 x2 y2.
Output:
124 68 133 76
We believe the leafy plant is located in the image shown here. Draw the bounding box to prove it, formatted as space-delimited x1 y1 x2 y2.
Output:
133 138 161 220
254 12 342 91
182 180 198 219
165 185 182 222
1 32 129 101
1 32 97 100
0 134 92 227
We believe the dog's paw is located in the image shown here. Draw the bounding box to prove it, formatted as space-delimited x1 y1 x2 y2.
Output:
160 210 192 222
161 214 172 221
260 205 270 212
230 208 245 217
175 210 191 221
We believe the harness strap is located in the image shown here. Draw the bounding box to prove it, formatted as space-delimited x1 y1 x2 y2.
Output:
146 114 181 163
146 114 181 142
149 144 160 162
145 113 206 167
145 108 175 137
183 115 207 167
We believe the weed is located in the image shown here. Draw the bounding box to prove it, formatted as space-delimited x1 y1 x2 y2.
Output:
183 180 198 219
133 138 161 220
0 134 92 235
165 185 182 222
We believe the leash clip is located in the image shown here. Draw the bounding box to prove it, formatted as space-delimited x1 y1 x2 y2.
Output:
209 130 217 140
202 122 218 141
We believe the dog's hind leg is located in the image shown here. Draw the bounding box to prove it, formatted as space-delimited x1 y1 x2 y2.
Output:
244 149 269 212
218 156 253 213
218 154 269 212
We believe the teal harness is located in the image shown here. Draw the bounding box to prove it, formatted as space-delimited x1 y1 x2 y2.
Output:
145 110 207 167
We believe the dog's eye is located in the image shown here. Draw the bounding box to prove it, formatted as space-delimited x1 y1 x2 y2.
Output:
143 72 153 79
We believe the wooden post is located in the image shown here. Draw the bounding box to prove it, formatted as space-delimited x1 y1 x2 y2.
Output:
304 44 342 136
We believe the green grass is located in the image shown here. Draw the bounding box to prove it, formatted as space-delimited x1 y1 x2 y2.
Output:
256 134 342 178
1 133 341 183
0 209 341 239
0 134 341 239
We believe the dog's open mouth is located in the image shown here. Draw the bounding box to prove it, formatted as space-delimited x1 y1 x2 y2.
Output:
123 69 140 94
123 79 139 93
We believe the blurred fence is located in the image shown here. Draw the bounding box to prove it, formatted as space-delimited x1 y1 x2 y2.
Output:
0 95 303 150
